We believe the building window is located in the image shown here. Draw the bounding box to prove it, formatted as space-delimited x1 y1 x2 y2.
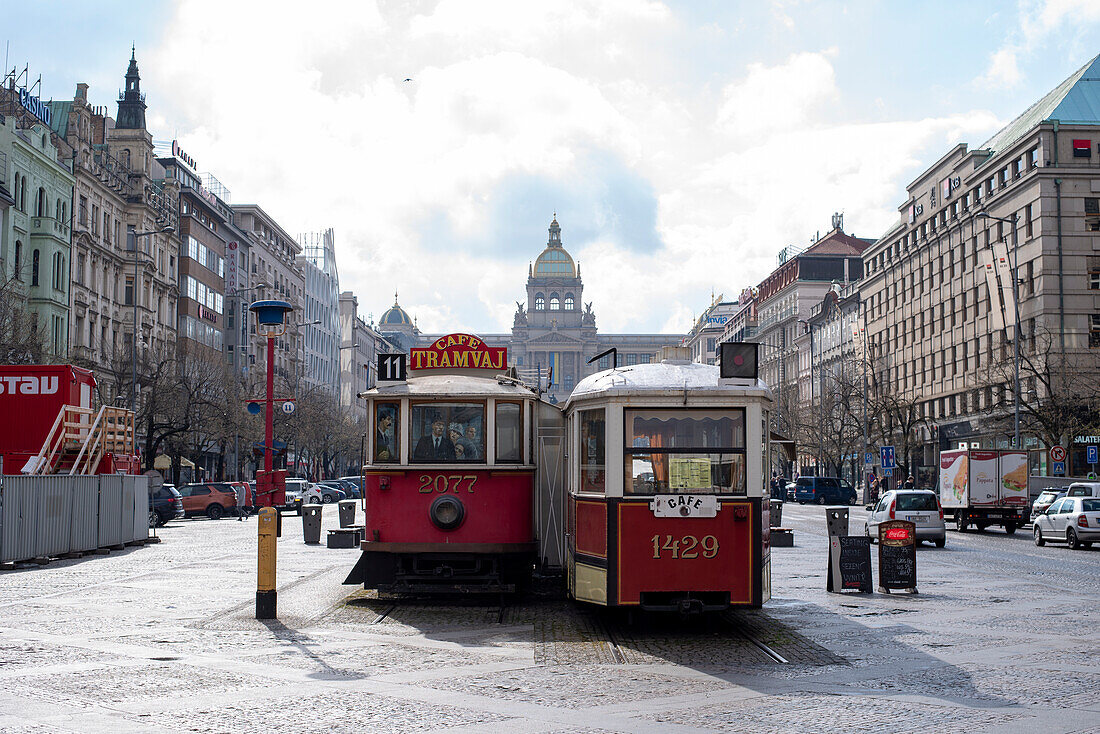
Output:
14 241 23 281
1090 264 1100 290
564 294 574 310
550 293 560 310
35 188 46 217
534 294 545 310
1092 315 1100 348
31 250 40 286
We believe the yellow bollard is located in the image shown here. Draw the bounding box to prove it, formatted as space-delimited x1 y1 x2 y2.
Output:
256 507 277 619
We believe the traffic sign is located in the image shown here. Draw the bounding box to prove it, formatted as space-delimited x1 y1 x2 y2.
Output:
864 452 873 465
1088 445 1098 465
1050 445 1067 462
281 401 295 414
883 467 893 477
880 446 896 469
1052 461 1066 476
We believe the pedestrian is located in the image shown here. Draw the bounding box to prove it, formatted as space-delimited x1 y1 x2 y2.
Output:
903 475 915 489
236 483 247 521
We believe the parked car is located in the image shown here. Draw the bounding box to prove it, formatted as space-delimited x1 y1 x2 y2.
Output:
335 477 363 499
149 485 184 527
176 482 237 520
1030 488 1067 524
865 489 946 547
793 477 856 505
282 479 309 514
304 483 345 504
1033 497 1100 549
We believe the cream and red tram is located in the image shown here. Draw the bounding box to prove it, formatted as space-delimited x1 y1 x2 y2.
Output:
344 334 545 593
563 345 773 613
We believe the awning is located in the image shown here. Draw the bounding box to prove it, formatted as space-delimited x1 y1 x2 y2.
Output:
153 455 196 470
770 431 797 462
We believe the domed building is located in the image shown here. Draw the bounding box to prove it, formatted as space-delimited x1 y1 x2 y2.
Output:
376 292 420 352
507 218 681 402
384 217 681 403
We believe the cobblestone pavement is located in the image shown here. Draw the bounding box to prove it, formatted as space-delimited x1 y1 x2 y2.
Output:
0 502 1098 733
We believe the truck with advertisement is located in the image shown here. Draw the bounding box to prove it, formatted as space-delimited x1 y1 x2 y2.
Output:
0 365 139 475
938 449 1029 533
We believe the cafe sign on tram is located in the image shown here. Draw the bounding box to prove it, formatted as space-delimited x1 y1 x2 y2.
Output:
410 333 507 371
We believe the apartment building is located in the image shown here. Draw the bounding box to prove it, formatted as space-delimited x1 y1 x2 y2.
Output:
859 53 1100 474
232 204 304 385
49 52 179 399
683 294 738 365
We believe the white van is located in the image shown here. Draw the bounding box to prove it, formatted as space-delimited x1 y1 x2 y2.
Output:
282 478 309 514
1065 482 1100 499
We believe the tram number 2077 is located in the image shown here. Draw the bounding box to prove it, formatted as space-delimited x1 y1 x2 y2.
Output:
417 474 478 493
650 534 719 560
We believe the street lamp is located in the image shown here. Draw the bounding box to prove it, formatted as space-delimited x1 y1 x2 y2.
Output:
248 298 293 621
129 225 174 414
976 210 1022 449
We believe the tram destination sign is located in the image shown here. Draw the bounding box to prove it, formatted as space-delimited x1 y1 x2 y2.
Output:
410 333 507 371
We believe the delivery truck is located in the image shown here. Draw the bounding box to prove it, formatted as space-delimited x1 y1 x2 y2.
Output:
938 449 1029 533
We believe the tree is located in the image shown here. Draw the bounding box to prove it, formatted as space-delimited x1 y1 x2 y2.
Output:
978 324 1100 450
864 348 925 484
0 275 49 364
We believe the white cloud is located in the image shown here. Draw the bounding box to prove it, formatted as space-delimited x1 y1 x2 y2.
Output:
143 1 1004 336
976 46 1022 89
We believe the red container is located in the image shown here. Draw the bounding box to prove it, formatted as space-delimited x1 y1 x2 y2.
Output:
0 365 96 473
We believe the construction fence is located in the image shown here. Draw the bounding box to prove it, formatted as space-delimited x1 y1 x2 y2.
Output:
0 474 149 564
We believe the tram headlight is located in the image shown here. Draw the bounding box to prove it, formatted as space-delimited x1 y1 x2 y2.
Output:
429 495 465 531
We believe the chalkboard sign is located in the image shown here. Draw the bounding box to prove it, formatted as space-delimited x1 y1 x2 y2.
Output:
828 536 872 593
878 520 917 593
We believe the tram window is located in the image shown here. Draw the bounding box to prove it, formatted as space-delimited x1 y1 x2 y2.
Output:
495 402 523 463
374 402 399 463
410 402 485 462
624 409 746 495
579 409 606 493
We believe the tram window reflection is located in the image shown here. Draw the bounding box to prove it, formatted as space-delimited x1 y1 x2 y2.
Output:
624 409 746 495
496 401 522 463
579 408 605 493
374 402 399 463
411 402 485 463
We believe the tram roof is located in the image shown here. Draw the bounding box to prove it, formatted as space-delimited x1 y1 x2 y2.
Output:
565 362 771 407
361 373 539 399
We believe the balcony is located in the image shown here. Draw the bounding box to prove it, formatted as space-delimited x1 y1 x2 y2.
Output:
30 217 70 241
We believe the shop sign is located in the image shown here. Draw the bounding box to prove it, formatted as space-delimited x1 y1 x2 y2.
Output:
18 88 51 125
171 140 198 172
226 242 238 293
1073 435 1100 444
200 306 218 324
410 333 506 371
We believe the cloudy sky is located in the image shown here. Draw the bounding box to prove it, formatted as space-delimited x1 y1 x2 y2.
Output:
8 1 1100 333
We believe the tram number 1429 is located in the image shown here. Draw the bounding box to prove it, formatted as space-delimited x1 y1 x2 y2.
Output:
651 534 719 560
418 474 478 493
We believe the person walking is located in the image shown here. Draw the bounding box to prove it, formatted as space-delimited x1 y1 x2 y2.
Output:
903 475 916 489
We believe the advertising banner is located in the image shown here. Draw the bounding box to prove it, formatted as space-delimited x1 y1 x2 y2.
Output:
969 450 999 506
939 449 969 509
998 451 1029 506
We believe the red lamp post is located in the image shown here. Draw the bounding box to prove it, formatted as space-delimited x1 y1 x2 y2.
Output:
248 299 293 620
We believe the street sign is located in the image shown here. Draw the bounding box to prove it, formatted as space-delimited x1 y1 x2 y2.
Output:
864 452 873 465
883 467 893 477
880 446 896 469
1087 445 1098 465
1050 445 1067 462
281 401 295 414
1052 461 1066 476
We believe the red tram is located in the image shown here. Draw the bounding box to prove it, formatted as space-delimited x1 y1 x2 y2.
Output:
345 335 772 613
344 334 547 592
563 343 773 612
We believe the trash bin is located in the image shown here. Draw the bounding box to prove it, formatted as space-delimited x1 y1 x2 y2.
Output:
825 506 849 537
302 504 323 545
337 500 356 528
769 499 783 528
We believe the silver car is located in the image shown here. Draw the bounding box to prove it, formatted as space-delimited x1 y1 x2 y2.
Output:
865 489 946 547
1033 497 1100 549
